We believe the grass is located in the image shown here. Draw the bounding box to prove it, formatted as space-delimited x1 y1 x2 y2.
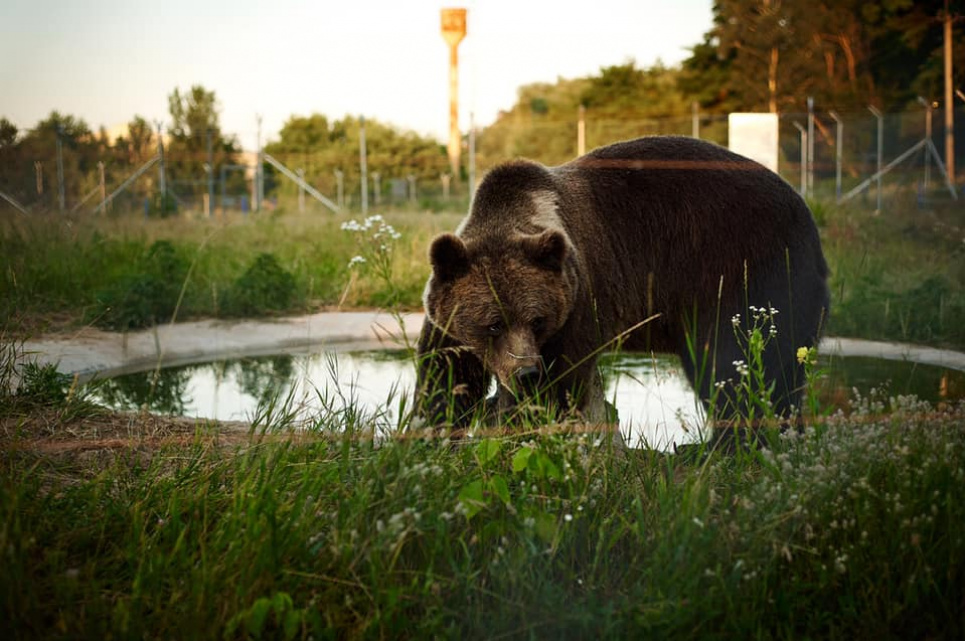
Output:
2 386 963 639
3 196 965 349
0 206 457 332
820 198 965 348
2 197 965 637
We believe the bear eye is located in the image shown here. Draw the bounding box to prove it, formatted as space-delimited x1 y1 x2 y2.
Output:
531 317 547 335
485 322 503 337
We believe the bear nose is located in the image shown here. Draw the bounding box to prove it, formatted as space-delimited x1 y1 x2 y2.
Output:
514 365 542 388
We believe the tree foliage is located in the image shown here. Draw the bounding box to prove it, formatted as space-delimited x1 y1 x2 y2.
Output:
701 0 965 112
264 114 446 202
165 85 241 199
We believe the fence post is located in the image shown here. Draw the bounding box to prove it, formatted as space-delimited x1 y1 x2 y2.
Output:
56 125 65 213
577 104 586 156
220 164 227 218
792 122 807 197
335 169 344 210
34 161 43 197
407 174 416 204
206 128 214 218
692 101 700 139
297 168 305 213
98 161 106 211
468 112 476 200
442 173 451 201
869 106 883 213
255 114 263 212
807 96 815 198
155 121 166 216
918 96 932 191
372 171 381 206
360 116 368 215
829 111 843 201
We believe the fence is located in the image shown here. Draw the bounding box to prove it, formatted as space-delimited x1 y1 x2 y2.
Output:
2 104 963 218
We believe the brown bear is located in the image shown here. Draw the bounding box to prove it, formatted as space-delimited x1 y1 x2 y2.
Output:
416 136 829 440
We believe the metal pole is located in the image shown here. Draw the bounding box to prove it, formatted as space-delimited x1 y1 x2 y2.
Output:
262 154 339 212
0 191 30 215
255 114 263 212
692 101 699 139
220 164 227 218
468 111 476 200
359 116 368 215
155 121 166 216
806 96 814 198
335 169 344 210
98 161 106 211
297 168 305 213
918 96 932 191
577 104 586 156
944 1 955 184
56 126 65 213
90 155 160 215
869 106 883 213
829 111 843 201
792 122 807 197
206 128 214 218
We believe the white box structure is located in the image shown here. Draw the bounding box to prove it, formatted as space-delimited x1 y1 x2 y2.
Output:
728 113 779 173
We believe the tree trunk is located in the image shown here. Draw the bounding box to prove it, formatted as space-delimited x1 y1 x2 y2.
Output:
768 46 779 113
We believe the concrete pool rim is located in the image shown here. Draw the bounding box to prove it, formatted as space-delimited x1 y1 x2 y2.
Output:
20 311 965 383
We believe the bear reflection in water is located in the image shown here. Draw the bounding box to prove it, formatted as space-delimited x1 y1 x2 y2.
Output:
416 136 829 446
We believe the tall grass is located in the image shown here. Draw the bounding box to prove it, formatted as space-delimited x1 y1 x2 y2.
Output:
3 198 965 637
4 198 965 350
0 208 458 330
2 388 963 638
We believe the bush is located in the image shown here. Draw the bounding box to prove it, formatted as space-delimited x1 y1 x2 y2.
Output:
223 253 298 316
93 240 189 330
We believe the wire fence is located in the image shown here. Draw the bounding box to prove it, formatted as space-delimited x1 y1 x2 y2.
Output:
1 105 962 218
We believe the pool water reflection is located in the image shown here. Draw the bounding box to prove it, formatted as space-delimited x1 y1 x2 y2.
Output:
92 350 965 450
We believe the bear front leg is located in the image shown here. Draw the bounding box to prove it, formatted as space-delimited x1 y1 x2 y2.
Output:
415 319 490 431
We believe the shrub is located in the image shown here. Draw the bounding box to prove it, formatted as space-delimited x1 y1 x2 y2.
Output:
223 253 298 316
93 240 188 330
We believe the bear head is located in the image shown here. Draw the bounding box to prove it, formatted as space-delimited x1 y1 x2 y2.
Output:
423 227 577 396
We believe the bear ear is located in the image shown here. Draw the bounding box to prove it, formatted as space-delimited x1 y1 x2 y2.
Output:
429 233 470 281
522 229 568 272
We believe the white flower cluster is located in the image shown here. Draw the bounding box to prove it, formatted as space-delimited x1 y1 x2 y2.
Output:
340 214 402 241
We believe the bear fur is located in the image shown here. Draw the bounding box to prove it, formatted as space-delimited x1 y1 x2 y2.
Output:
416 136 830 436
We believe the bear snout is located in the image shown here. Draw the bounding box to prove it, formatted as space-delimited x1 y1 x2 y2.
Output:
509 363 544 401
514 364 542 386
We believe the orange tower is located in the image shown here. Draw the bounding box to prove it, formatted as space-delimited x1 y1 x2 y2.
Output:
440 8 467 181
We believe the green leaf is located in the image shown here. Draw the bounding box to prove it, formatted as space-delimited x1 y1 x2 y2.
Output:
475 439 501 465
512 447 533 473
271 592 293 618
534 512 557 544
537 452 562 480
458 479 486 519
283 609 301 640
489 475 510 505
246 598 272 637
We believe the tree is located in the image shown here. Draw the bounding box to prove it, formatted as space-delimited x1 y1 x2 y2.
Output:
264 114 446 202
688 0 965 112
165 85 240 201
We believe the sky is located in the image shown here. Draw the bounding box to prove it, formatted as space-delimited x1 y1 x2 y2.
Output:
0 0 713 150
